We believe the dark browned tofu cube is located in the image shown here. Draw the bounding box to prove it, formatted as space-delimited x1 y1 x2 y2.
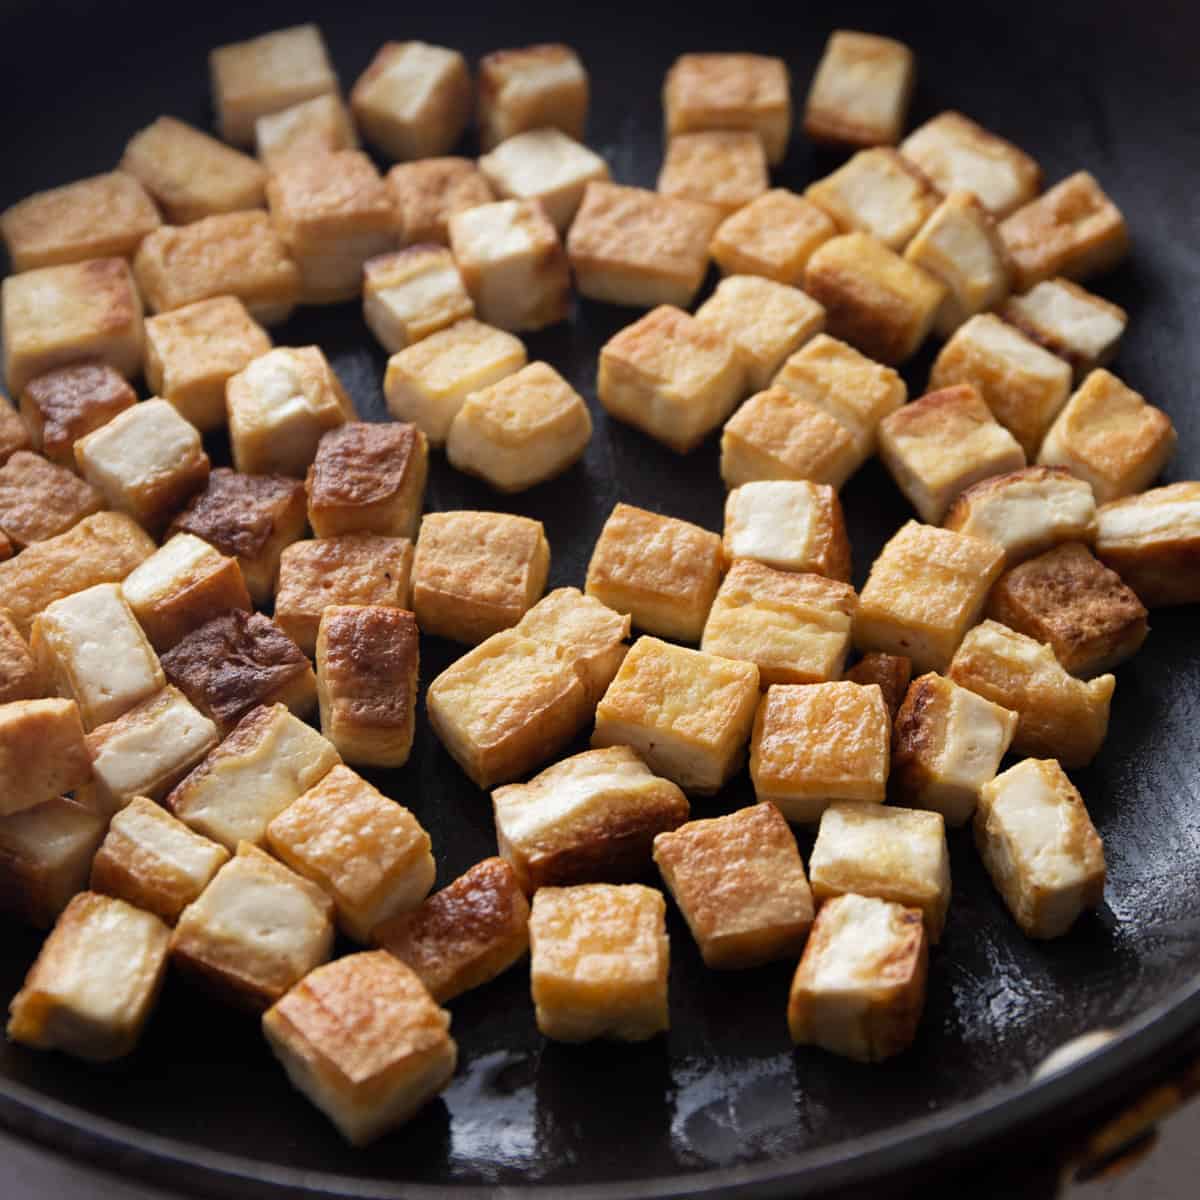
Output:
845 652 912 719
0 451 101 547
19 363 136 468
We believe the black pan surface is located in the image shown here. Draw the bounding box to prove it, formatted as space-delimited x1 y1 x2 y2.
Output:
2 1 1199 1196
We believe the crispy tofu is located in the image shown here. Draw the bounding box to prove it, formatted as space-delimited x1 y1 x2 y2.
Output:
1094 482 1200 607
20 363 136 468
362 245 473 354
1000 278 1127 382
709 188 837 285
723 479 851 579
657 131 768 217
0 698 90 816
0 612 41 703
0 395 29 466
478 44 589 150
803 31 914 149
845 652 912 719
255 94 359 171
0 451 101 547
387 158 495 246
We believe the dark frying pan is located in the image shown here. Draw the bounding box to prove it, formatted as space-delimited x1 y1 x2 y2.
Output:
2 1 1199 1196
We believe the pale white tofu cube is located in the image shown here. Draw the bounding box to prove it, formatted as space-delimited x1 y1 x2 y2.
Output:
362 245 473 354
478 44 589 151
255 94 359 171
803 30 914 148
1000 278 1127 382
723 479 851 579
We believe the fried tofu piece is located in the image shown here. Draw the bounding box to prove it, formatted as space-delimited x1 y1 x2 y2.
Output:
1038 369 1176 504
351 41 471 161
0 395 29 467
976 758 1105 938
986 542 1148 676
723 479 851 580
1095 483 1200 608
478 44 589 151
210 24 339 146
426 629 590 789
566 181 721 308
388 158 494 246
804 232 945 365
0 612 41 703
0 698 90 816
373 857 530 1002
90 796 228 924
20 364 136 469
255 93 359 171
855 521 1004 673
227 345 353 479
2 258 143 396
879 384 1026 525
891 672 1017 826
143 297 272 433
171 842 334 1008
657 131 768 217
133 213 302 325
362 245 473 354
899 111 1042 218
530 883 668 1042
412 510 548 644
167 702 339 851
803 31 914 149
1 172 160 272
999 171 1129 292
592 636 759 794
1000 279 1127 382
7 891 169 1061
0 451 101 547
947 620 1114 767
585 503 722 642
787 893 927 1062
845 652 911 719
709 188 837 285
262 951 456 1146
447 361 592 493
121 117 266 225
492 745 689 893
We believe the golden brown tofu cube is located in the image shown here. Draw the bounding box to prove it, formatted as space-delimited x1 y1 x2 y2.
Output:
492 745 689 893
387 158 495 246
306 421 427 541
262 951 456 1146
709 188 837 285
845 652 912 719
362 245 474 354
0 698 90 815
2 258 143 396
373 857 530 1002
1000 278 1127 382
657 131 768 217
1095 482 1200 608
566 182 721 309
854 520 1004 673
171 842 334 1008
255 93 359 171
948 619 1114 767
653 801 813 969
723 480 851 580
592 636 759 795
0 451 101 547
477 43 589 151
0 612 41 703
804 232 945 366
787 893 927 1062
19 363 136 469
1038 369 1176 504
7 891 169 1061
803 30 914 149
530 883 668 1042
0 393 32 466
1000 171 1129 292
1 172 160 272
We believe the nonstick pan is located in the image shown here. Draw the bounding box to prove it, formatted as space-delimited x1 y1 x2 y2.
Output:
2 1 1199 1196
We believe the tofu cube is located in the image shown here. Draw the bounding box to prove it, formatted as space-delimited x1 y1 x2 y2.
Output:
566 181 721 308
492 745 689 893
0 393 32 465
529 883 668 1042
412 510 548 644
723 480 851 579
227 345 353 479
447 361 591 493
426 628 590 789
89 796 229 924
1 172 160 272
1038 369 1176 504
143 297 272 433
351 41 471 161
120 116 267 225
262 951 456 1146
316 605 419 768
976 758 1106 938
362 246 474 354
387 157 495 246
478 44 589 151
879 384 1026 525
210 24 339 146
653 801 813 969
891 672 1018 826
854 520 1004 673
986 542 1148 676
598 306 744 455
1095 482 1200 608
710 188 837 285
0 450 101 547
74 398 210 533
0 697 90 816
804 232 946 365
803 30 914 149
133 213 302 325
171 842 334 1008
1000 278 1127 382
1000 171 1129 291
167 702 340 851
657 131 769 217
899 111 1042 218
845 652 912 719
947 620 1115 767
2 258 143 396
0 612 41 703
372 857 530 1002
266 765 434 942
448 199 570 332
787 893 927 1062
592 636 759 794
255 94 359 171
20 359 137 468
7 891 169 1061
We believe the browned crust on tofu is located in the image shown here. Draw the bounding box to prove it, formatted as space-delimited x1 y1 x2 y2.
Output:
889 673 948 801
0 451 102 546
387 159 495 245
318 605 418 729
846 652 912 718
0 398 31 466
20 364 137 467
999 281 1127 377
163 703 279 815
266 150 396 242
0 613 41 702
307 422 422 510
169 468 305 560
943 465 1085 531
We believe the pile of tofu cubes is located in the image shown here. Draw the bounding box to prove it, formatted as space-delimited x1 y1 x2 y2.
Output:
0 17 1193 1150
